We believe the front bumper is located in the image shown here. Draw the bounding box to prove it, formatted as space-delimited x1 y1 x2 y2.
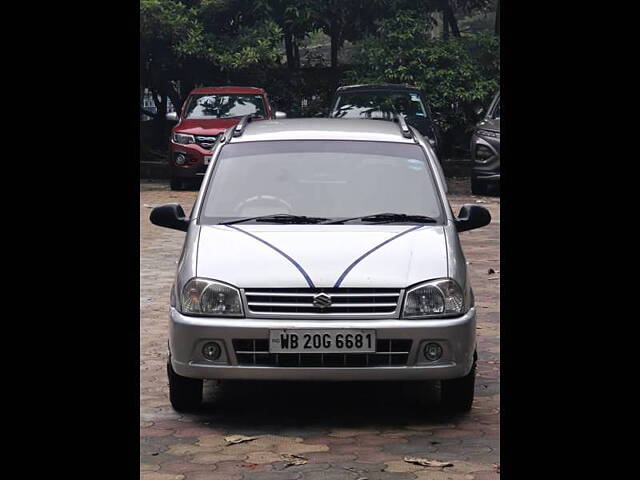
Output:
169 142 211 179
471 134 500 182
169 308 476 381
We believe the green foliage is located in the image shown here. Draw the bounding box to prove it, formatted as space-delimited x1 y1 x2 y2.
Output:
140 0 499 156
140 0 283 95
348 11 499 140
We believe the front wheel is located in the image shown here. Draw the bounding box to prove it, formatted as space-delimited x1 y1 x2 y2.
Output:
440 354 476 412
167 361 202 411
170 178 186 191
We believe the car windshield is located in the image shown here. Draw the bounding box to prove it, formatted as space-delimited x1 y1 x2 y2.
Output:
199 140 444 223
184 94 266 119
332 91 428 120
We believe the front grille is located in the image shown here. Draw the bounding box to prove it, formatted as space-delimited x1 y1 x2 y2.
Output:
244 288 402 315
195 135 218 150
233 339 412 367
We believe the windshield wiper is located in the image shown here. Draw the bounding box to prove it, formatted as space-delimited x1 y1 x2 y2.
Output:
325 213 438 225
220 214 329 225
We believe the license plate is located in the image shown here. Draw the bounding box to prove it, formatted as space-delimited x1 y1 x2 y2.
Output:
269 329 376 353
204 155 212 165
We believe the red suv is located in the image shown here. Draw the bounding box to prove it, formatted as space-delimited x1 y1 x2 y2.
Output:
167 86 285 190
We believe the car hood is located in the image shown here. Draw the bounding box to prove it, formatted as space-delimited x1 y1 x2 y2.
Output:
175 118 242 135
476 117 500 132
196 224 448 288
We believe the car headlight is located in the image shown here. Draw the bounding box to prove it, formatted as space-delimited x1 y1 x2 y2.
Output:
475 144 494 161
179 278 243 316
172 132 196 145
476 129 500 139
403 279 466 318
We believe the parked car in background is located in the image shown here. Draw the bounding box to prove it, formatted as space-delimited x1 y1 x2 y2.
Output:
329 84 442 155
166 86 286 190
470 92 500 195
150 116 491 413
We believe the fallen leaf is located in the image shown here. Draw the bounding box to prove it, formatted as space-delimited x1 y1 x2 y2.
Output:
281 453 308 468
403 456 453 468
343 466 368 476
488 268 495 274
224 435 258 445
494 463 500 473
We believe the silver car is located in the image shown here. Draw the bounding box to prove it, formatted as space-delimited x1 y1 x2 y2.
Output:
151 117 491 412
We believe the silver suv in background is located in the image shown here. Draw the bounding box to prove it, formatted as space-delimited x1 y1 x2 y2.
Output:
150 117 491 413
470 92 500 195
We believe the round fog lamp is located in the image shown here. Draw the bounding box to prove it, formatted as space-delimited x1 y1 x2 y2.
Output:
175 154 186 166
202 342 221 361
424 342 443 361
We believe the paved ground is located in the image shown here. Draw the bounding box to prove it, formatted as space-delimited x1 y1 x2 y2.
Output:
140 178 500 480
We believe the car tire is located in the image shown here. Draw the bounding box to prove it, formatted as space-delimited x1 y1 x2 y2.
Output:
440 353 476 412
167 360 202 411
403 380 439 409
471 176 488 195
170 178 185 191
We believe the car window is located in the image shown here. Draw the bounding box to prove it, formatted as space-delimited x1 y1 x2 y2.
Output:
184 94 266 119
332 92 427 120
200 140 444 223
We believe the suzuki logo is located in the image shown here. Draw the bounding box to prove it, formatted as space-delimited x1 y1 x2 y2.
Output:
313 292 332 309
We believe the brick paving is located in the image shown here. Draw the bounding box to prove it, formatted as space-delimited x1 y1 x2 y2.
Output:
140 179 500 480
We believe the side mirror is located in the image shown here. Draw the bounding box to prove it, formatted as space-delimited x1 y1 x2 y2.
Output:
150 204 189 232
166 111 178 122
274 111 287 119
455 204 491 232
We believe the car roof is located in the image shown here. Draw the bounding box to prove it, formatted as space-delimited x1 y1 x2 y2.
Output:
230 118 416 143
189 86 266 95
336 83 422 93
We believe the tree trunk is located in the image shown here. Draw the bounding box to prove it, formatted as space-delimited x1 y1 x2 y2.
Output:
444 3 460 38
293 37 300 69
151 90 168 148
167 81 181 117
330 16 339 69
442 9 449 40
284 30 296 69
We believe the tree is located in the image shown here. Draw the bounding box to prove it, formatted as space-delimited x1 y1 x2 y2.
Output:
428 0 493 39
313 0 390 70
140 0 201 144
251 0 317 69
348 10 499 154
140 0 282 119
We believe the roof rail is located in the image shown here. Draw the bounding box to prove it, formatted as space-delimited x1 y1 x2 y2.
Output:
232 115 253 137
395 113 413 139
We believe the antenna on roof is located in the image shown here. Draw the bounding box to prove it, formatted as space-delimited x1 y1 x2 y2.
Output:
395 113 413 139
233 115 253 137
